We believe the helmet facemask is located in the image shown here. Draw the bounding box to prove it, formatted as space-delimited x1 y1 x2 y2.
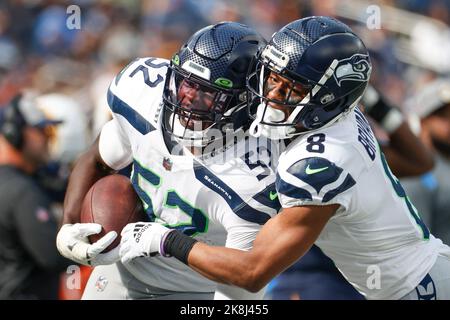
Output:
161 21 267 149
163 64 246 148
247 45 371 140
247 55 330 140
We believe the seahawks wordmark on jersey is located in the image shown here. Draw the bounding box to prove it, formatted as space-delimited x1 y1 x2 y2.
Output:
276 107 450 300
98 57 282 297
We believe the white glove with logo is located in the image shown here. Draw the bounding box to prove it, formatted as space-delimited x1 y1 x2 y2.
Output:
119 222 172 264
56 223 120 266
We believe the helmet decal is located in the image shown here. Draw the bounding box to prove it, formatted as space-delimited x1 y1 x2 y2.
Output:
172 54 180 66
214 78 233 88
261 45 290 71
181 60 211 80
333 54 371 87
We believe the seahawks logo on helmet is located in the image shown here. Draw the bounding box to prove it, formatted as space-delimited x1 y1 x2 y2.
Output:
333 54 371 87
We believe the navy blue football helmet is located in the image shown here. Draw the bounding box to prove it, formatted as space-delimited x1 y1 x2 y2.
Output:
247 16 372 139
162 21 266 147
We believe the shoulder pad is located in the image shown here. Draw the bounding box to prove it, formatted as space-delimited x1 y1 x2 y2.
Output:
277 157 356 204
287 157 343 193
107 57 169 135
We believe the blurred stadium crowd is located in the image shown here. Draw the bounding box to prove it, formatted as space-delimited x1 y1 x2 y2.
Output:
1 0 450 299
2 0 450 160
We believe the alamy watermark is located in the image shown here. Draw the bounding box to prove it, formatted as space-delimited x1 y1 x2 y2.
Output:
65 265 81 290
66 5 81 30
366 264 381 290
366 5 381 30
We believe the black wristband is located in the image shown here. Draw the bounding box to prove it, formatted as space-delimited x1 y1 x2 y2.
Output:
162 230 198 264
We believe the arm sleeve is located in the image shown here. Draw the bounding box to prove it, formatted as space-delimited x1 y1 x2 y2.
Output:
98 57 158 170
213 207 269 300
98 118 133 170
13 184 71 271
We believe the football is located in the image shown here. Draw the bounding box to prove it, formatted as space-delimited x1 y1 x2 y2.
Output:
80 174 147 252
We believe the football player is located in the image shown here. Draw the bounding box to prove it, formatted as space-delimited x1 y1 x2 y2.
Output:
57 22 282 299
124 17 450 300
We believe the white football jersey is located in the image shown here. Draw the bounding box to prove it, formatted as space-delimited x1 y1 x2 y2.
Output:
276 107 450 300
99 57 281 298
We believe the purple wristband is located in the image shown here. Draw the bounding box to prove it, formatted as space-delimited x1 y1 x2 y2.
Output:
160 229 175 257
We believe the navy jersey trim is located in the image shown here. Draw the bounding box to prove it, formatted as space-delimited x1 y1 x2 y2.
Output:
252 182 282 212
415 273 436 300
287 157 343 193
322 173 356 203
276 173 313 202
107 88 155 135
193 160 272 225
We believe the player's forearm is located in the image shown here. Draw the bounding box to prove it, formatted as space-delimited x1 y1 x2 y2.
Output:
62 139 114 225
186 218 293 292
188 242 266 292
187 205 336 292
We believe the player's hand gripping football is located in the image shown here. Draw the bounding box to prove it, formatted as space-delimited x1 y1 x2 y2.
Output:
119 222 172 264
56 223 120 266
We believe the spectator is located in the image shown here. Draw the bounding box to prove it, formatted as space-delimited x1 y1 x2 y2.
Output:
0 92 70 299
402 79 450 246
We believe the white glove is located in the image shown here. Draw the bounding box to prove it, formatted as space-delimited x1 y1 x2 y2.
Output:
119 222 172 264
56 223 120 266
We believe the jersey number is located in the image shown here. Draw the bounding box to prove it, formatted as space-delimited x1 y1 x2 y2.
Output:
129 58 168 88
131 160 208 236
306 133 326 153
380 152 430 240
243 147 272 181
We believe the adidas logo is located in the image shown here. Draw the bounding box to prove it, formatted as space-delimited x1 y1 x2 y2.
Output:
133 223 150 243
